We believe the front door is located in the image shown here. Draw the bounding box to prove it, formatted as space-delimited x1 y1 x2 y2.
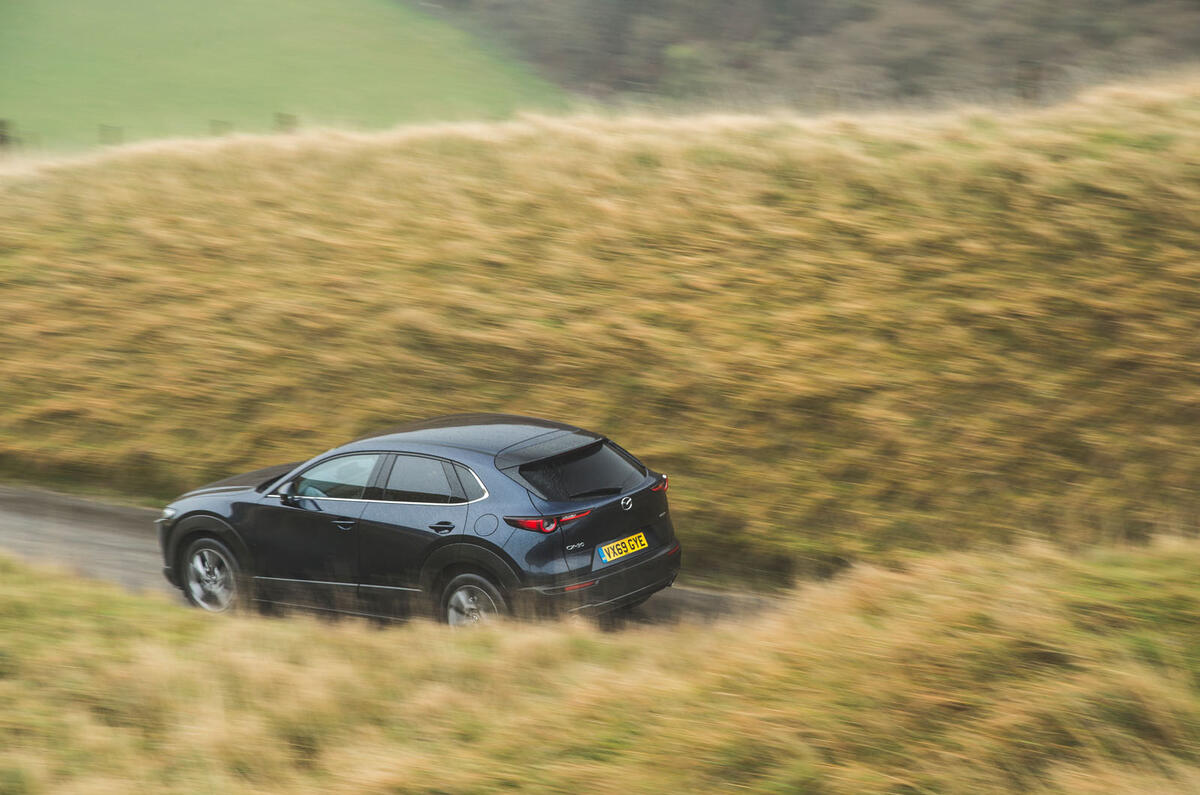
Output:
244 452 384 611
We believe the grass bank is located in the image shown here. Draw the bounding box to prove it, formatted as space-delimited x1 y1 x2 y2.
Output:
1 74 1200 581
1 542 1199 792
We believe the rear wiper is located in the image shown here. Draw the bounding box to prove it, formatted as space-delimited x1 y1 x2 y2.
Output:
568 487 622 499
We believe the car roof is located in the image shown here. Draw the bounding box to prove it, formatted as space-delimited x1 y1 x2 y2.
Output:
344 413 599 458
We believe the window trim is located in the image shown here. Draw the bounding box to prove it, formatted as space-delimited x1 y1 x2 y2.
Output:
451 462 488 503
284 451 389 501
376 453 463 505
272 450 489 506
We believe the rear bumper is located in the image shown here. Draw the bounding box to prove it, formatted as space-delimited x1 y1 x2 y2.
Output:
525 542 682 615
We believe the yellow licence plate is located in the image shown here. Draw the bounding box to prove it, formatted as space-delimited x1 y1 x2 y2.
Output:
598 532 648 563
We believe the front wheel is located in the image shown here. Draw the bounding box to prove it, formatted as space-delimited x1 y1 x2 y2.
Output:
441 573 507 626
182 537 242 613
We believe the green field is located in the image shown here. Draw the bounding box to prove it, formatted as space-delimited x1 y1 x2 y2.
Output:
1 74 1199 584
0 0 566 150
3 542 1199 792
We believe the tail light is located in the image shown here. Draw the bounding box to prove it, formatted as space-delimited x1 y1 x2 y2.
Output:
504 509 592 534
650 474 669 492
505 516 559 533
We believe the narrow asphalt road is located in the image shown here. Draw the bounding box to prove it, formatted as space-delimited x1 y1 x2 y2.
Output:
0 484 765 623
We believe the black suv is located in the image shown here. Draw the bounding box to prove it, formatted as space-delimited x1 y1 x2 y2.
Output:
158 414 680 624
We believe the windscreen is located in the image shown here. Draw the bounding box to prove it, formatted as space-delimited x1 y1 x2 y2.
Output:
518 440 645 501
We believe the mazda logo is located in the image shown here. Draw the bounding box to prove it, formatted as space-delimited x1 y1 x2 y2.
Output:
620 496 633 511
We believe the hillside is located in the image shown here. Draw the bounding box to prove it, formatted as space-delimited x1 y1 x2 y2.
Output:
1 74 1200 582
0 0 565 150
2 542 1199 791
431 0 1200 104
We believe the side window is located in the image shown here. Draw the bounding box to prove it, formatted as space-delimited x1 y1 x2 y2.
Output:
382 455 462 504
454 464 486 501
293 454 382 499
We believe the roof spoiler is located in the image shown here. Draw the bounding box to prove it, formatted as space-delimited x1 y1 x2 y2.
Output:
494 430 603 470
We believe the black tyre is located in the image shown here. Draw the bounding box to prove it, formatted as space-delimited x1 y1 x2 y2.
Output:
181 537 242 613
440 572 507 626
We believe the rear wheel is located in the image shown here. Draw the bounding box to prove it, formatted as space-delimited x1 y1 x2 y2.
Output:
441 573 507 626
182 537 241 613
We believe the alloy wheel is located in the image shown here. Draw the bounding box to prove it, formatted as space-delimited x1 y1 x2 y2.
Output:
446 584 499 626
185 547 236 612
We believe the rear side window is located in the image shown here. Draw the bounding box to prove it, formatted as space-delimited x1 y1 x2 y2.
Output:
519 441 645 501
454 464 486 501
382 455 463 504
294 454 382 499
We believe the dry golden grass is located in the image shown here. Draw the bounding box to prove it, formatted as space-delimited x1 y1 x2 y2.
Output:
2 541 1199 792
2 73 1200 580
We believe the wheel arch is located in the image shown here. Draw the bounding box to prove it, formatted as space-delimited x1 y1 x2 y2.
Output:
170 512 252 577
420 541 521 598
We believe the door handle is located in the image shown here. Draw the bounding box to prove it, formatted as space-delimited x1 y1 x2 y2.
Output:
333 520 356 531
429 521 455 534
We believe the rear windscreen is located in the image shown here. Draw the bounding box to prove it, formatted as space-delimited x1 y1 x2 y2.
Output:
518 441 645 501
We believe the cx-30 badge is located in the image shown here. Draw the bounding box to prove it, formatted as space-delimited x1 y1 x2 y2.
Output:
620 496 633 511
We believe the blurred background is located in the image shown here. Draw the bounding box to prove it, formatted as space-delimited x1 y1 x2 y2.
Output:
3 0 1200 149
2 1 1200 792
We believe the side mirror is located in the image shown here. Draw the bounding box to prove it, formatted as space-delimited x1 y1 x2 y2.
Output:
278 480 298 506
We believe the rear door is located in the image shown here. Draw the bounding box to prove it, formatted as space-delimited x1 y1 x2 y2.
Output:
556 487 671 578
517 441 672 577
356 453 473 614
